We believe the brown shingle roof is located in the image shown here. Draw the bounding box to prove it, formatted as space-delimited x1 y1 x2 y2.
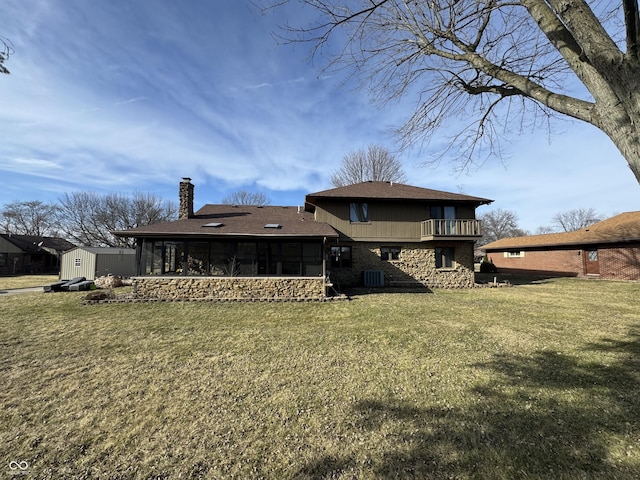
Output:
305 181 492 205
114 205 338 239
0 234 75 253
482 211 640 250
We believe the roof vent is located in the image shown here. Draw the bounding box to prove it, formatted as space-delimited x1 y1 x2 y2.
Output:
203 222 224 228
264 224 282 229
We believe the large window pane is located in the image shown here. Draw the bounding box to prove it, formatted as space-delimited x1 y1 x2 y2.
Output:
236 242 257 276
209 242 230 275
187 242 209 275
302 242 322 276
164 242 185 274
257 242 277 275
281 242 301 275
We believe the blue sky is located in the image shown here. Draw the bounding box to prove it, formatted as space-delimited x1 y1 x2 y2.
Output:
1 0 639 233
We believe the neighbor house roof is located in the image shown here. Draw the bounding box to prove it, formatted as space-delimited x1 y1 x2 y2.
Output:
482 211 640 251
0 234 75 254
305 181 493 206
113 205 339 239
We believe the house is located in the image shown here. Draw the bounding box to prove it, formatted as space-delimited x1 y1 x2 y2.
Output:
60 247 136 280
306 181 492 289
481 211 640 280
0 234 75 276
113 178 492 300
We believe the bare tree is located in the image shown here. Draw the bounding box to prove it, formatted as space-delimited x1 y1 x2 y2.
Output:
0 36 12 75
269 0 640 183
57 192 177 248
0 201 60 236
479 209 528 245
551 208 603 232
330 144 407 187
222 190 271 206
535 225 556 234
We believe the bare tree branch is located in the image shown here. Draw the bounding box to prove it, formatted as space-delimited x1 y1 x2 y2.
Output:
0 36 13 75
266 0 640 182
551 208 604 232
0 201 60 236
57 192 177 247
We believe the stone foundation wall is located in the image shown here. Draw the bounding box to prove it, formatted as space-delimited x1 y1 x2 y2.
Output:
132 276 327 301
330 242 475 289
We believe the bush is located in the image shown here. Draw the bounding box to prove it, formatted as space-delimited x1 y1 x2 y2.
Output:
479 256 497 273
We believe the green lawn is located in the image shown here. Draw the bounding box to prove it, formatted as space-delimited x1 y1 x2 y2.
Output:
1 278 639 479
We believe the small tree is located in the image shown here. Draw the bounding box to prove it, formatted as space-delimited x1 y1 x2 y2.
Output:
551 208 603 232
222 190 271 206
330 144 407 187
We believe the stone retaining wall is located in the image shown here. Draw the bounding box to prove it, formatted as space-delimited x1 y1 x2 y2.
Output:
132 276 327 301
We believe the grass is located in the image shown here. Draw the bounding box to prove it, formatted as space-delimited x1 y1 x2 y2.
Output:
0 274 59 290
1 277 639 479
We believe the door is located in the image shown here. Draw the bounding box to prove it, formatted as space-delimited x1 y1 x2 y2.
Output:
583 249 600 275
430 206 456 235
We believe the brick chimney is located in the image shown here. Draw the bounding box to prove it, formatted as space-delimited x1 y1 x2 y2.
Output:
179 177 194 219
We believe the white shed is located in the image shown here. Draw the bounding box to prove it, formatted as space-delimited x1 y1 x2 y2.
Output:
60 247 136 280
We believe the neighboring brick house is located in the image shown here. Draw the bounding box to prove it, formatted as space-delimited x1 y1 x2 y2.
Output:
0 234 75 275
114 178 492 300
481 211 640 280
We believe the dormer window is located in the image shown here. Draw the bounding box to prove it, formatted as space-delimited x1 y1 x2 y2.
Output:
350 203 368 223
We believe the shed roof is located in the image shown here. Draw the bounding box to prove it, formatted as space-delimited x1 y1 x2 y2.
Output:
305 181 492 205
113 205 338 239
482 211 640 250
65 247 136 255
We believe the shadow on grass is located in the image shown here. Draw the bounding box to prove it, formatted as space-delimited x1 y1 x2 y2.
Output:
297 332 640 479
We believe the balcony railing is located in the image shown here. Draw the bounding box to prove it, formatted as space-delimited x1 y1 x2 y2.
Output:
421 219 482 240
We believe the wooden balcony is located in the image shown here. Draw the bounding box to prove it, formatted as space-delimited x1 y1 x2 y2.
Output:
421 219 483 241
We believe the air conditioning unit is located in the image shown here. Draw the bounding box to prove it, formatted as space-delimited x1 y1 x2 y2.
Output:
363 270 385 287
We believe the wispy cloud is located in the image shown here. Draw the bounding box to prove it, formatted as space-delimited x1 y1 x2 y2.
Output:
0 0 638 231
114 97 148 106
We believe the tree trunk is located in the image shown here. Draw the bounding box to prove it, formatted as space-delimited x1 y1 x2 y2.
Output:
596 106 640 183
586 64 640 183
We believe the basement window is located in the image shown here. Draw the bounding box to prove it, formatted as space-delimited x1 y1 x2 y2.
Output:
381 247 401 261
435 247 454 269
